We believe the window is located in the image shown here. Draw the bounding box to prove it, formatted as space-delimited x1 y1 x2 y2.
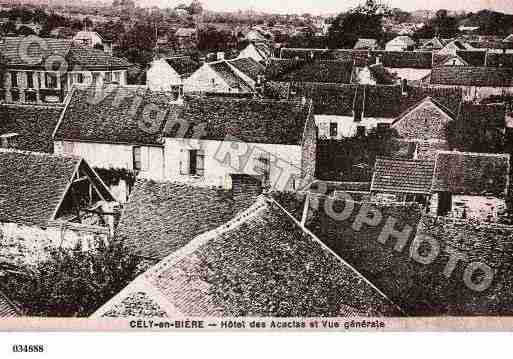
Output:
105 72 112 83
356 125 366 137
45 73 57 88
329 123 338 138
75 73 84 84
26 72 34 89
113 71 121 83
63 141 75 154
377 123 390 133
133 146 142 171
255 154 271 186
181 149 205 176
10 72 17 88
92 72 100 86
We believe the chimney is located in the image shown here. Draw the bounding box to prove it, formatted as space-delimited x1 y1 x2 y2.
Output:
217 51 225 61
0 133 19 149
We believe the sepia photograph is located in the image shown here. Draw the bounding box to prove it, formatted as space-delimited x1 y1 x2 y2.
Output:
1 0 513 345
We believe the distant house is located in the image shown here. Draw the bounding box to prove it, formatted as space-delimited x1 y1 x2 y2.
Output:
354 38 378 50
175 28 198 49
146 57 200 95
371 151 510 220
0 36 130 104
419 37 445 51
433 50 487 67
53 87 179 201
238 42 271 63
385 36 415 51
273 82 462 143
425 66 513 100
93 195 401 318
470 40 513 54
163 96 317 191
244 28 269 43
72 31 112 54
183 57 265 94
0 150 116 265
437 40 475 55
366 51 433 84
266 59 354 84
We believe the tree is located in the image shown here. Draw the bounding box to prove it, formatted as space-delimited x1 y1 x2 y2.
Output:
188 0 203 15
197 26 234 52
117 22 156 65
316 127 400 181
413 9 459 39
2 243 141 317
327 0 389 49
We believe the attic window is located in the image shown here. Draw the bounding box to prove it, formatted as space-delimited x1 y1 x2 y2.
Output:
0 133 19 149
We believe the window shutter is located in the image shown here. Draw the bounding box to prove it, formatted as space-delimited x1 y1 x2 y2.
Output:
180 149 189 175
196 149 205 176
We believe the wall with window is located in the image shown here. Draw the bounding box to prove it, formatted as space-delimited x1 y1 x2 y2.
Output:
147 59 183 92
54 141 165 180
164 138 303 191
315 115 394 139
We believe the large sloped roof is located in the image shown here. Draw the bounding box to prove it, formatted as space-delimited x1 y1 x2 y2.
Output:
0 36 130 69
54 86 178 145
0 104 63 153
0 149 80 227
371 157 436 194
95 197 402 318
164 96 312 146
116 179 258 260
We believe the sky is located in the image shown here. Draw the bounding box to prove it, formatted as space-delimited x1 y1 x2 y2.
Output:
136 0 513 15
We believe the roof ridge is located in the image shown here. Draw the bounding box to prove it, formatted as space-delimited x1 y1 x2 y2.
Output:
0 148 80 160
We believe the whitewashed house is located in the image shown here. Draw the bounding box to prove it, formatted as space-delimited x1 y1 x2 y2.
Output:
0 36 130 104
385 36 415 51
0 149 117 266
238 42 271 63
146 57 200 96
72 30 112 54
371 152 511 221
53 86 179 202
183 57 265 94
162 96 317 192
425 66 513 101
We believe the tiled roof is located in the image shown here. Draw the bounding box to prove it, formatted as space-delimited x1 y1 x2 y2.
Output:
430 66 513 86
116 179 260 260
0 290 20 317
269 60 354 83
363 85 462 118
280 48 370 66
227 57 266 81
470 41 513 50
0 37 129 69
332 50 370 67
485 53 513 68
459 103 506 128
0 104 63 153
371 157 435 194
54 86 178 145
368 63 395 85
285 82 358 116
369 51 433 69
0 36 72 67
165 96 312 146
66 44 131 69
419 37 444 50
432 152 510 196
208 61 253 92
97 197 401 317
503 34 513 42
164 56 200 76
0 149 80 227
457 50 487 66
